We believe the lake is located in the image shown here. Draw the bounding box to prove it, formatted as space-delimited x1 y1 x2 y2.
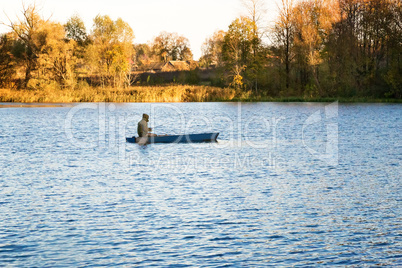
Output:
0 102 401 267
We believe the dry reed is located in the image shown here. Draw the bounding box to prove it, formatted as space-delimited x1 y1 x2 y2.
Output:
0 85 237 103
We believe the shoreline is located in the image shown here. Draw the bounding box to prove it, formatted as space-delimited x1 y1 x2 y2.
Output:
1 86 400 105
1 99 400 108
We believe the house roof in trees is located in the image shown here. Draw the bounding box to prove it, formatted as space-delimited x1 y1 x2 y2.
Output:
142 61 192 72
169 61 190 71
151 62 167 71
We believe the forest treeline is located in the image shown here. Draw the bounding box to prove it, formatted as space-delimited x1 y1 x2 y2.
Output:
0 0 401 100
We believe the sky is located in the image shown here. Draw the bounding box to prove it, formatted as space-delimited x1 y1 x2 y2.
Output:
0 0 278 60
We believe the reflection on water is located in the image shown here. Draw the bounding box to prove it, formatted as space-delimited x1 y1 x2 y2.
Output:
0 102 401 266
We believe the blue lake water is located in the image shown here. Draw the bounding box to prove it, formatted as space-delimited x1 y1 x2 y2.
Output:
0 102 401 267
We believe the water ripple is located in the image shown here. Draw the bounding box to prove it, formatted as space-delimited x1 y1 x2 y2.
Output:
0 103 400 266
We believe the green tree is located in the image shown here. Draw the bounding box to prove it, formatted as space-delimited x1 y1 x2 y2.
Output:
65 14 88 46
222 17 256 89
241 0 267 92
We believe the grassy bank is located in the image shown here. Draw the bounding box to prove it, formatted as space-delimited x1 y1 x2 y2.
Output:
0 85 400 103
233 95 402 103
0 85 237 103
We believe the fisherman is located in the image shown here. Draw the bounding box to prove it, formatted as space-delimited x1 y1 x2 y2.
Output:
137 113 155 137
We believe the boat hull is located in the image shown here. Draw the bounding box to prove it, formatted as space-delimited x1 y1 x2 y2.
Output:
126 133 219 144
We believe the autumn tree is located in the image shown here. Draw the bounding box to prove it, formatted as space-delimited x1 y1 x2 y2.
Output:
358 0 400 97
0 34 16 87
200 30 225 67
385 0 402 97
241 0 267 29
133 43 155 68
272 0 295 90
2 4 80 89
324 0 401 97
5 4 44 88
37 21 77 87
174 35 193 61
222 17 256 89
65 14 88 46
86 15 135 87
241 0 267 91
292 0 340 95
64 14 88 83
151 32 193 62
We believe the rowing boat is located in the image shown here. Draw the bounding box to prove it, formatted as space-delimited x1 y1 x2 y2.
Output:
126 132 219 144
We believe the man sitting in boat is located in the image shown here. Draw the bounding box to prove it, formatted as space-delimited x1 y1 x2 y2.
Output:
137 113 156 137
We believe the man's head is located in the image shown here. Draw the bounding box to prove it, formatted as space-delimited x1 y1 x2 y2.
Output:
142 113 149 122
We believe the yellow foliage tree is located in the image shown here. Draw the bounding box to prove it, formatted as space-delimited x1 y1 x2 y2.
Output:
87 15 135 87
37 22 77 88
6 4 43 88
222 16 256 90
293 0 340 93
